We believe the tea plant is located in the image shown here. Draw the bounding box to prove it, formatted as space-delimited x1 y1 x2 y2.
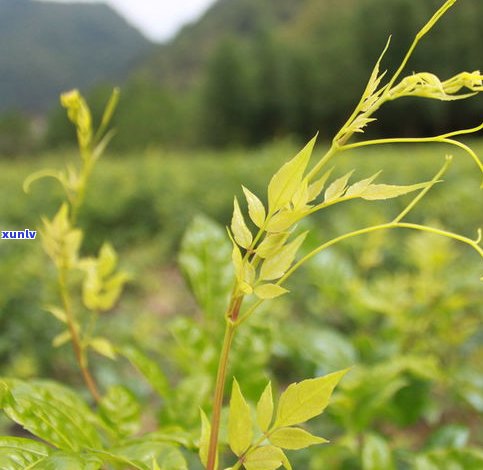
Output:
1 0 482 469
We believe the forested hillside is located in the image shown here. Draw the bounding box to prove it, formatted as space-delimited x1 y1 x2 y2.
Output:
3 0 482 152
89 0 482 150
0 0 152 112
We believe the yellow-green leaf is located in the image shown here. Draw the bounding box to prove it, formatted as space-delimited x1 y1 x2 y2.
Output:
275 369 348 427
345 171 382 198
307 168 333 202
324 171 354 202
269 427 328 450
291 179 309 210
256 382 274 432
260 232 307 281
244 446 285 470
231 243 244 281
280 451 292 470
359 181 431 200
243 186 266 228
228 379 253 456
89 337 117 360
268 135 317 212
256 233 290 259
199 409 211 468
265 210 304 233
254 284 289 300
98 242 117 277
231 197 253 249
44 305 67 323
52 330 71 348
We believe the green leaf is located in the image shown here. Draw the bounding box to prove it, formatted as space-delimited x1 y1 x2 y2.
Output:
265 209 304 233
345 171 382 197
23 169 66 195
89 337 117 360
243 186 266 228
324 171 354 202
97 242 117 277
135 429 193 449
256 232 290 259
152 457 161 470
291 179 309 210
254 284 289 300
414 447 483 470
231 197 253 249
231 242 244 281
244 446 285 470
179 215 234 318
268 135 317 212
199 409 211 468
0 437 51 469
29 452 103 470
307 168 334 202
99 385 141 437
269 427 328 450
228 379 253 456
120 345 170 397
275 369 348 427
44 305 67 323
256 382 274 432
362 434 395 470
359 181 431 200
109 441 187 470
95 87 120 142
2 380 103 451
52 329 71 348
260 232 307 281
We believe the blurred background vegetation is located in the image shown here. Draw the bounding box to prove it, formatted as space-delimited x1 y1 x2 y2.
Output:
1 0 482 468
0 0 482 154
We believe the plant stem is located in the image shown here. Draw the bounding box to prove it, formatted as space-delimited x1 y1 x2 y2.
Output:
206 317 237 470
58 268 101 403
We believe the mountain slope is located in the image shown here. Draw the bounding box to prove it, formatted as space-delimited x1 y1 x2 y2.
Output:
134 0 309 90
0 0 152 112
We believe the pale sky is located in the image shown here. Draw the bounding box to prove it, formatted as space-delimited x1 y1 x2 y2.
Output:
36 0 218 42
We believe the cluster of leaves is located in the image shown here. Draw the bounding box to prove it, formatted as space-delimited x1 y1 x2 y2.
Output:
198 371 346 470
